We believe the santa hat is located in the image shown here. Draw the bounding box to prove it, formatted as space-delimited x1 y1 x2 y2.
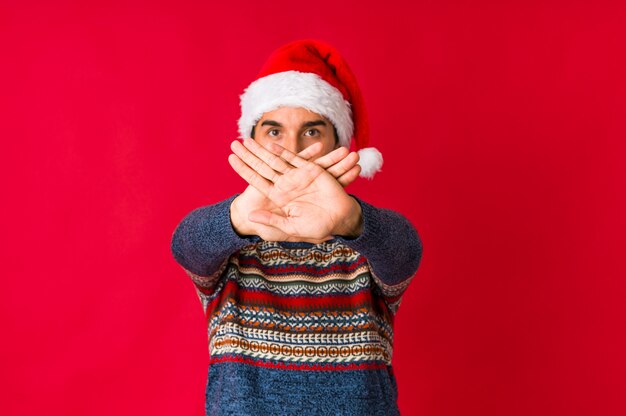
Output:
238 39 383 179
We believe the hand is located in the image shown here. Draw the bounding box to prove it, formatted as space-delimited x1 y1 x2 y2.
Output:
230 141 361 242
311 145 362 188
229 139 363 242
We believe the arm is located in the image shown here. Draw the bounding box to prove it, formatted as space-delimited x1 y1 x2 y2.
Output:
225 139 423 295
172 142 362 274
170 194 255 282
335 197 423 301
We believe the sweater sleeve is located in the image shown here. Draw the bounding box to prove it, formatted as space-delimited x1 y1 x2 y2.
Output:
170 194 255 289
335 196 423 311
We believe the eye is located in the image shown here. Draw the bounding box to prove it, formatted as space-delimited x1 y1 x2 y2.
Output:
304 128 320 137
267 129 280 137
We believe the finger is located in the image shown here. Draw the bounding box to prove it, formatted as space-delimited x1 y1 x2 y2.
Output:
326 151 360 178
260 141 323 165
296 142 324 161
267 142 310 168
313 146 350 169
241 138 294 174
248 209 291 232
228 153 273 197
337 164 361 187
231 140 281 183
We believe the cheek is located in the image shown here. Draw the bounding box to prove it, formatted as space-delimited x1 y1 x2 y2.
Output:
323 137 338 154
254 135 271 149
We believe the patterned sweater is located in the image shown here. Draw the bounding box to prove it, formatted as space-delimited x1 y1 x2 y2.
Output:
171 195 422 415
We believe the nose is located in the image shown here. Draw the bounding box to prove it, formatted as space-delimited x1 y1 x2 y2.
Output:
280 133 300 154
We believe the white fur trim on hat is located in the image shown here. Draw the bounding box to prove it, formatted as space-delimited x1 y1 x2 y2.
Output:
357 147 383 179
238 70 354 147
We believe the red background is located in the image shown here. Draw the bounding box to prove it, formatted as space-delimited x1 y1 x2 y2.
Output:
1 1 625 415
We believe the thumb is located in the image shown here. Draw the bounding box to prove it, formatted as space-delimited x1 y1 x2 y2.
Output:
248 209 290 231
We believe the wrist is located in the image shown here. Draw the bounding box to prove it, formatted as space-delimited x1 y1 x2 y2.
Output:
334 197 363 238
230 195 251 236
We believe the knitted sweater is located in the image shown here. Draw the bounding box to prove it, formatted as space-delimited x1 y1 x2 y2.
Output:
171 195 422 416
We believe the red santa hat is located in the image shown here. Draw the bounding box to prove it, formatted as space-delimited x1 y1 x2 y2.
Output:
238 39 383 179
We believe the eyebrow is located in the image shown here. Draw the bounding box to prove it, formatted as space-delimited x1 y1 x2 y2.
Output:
260 120 282 127
259 119 329 128
302 120 328 128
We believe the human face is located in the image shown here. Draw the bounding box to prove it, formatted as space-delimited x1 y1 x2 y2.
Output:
252 107 338 158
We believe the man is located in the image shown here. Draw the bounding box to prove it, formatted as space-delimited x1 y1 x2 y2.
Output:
171 40 423 415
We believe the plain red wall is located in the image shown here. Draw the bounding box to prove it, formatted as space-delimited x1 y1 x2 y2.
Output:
1 1 625 415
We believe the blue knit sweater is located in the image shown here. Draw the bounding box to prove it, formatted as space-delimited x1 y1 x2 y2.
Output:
171 195 422 415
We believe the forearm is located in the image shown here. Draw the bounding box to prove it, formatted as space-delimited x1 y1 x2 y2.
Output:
171 194 253 277
335 197 423 285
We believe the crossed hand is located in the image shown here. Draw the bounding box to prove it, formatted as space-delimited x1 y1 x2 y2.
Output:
228 138 363 244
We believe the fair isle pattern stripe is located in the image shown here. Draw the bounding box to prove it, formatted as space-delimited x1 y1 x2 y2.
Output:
209 355 389 372
198 240 400 370
234 253 368 283
184 260 227 289
240 242 362 267
368 264 416 314
235 257 368 277
210 321 393 365
235 273 372 296
205 277 380 311
213 321 391 346
207 301 394 342
210 335 390 365
235 264 370 283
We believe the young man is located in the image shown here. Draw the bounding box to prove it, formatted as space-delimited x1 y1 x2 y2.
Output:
171 40 423 415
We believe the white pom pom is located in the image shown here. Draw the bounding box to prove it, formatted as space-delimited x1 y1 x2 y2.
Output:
357 147 383 179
